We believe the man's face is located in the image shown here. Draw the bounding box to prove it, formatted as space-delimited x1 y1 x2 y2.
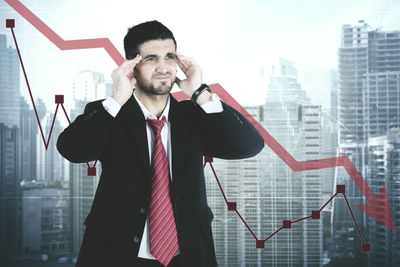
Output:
133 39 177 96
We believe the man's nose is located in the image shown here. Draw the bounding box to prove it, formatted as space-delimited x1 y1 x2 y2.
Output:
155 59 168 72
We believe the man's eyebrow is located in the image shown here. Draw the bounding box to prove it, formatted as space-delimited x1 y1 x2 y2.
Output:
143 54 158 59
142 53 176 59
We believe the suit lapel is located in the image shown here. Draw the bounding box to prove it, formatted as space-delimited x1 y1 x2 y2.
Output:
119 94 152 182
169 95 190 187
119 93 190 192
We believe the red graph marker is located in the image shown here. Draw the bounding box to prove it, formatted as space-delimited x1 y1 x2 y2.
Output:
55 95 64 104
283 220 292 229
256 240 265 249
227 202 237 211
204 156 213 163
362 243 371 252
6 18 15 28
87 167 96 176
336 184 346 194
311 211 320 219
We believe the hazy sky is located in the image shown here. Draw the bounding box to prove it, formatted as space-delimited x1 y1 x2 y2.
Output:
1 0 400 113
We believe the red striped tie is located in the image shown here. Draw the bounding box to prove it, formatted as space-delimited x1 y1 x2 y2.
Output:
146 116 178 267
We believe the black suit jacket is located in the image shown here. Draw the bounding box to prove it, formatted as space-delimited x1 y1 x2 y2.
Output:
57 93 264 267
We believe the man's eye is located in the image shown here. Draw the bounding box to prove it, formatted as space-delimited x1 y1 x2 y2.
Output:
146 57 156 62
167 55 176 60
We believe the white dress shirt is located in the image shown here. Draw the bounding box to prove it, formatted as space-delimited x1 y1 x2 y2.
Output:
102 89 222 259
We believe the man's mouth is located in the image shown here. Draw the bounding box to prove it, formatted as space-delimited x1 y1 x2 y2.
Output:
155 75 169 80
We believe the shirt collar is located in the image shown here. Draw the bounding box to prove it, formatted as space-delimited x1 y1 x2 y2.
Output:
133 89 170 121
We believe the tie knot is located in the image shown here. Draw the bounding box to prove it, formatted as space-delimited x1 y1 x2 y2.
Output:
146 115 166 135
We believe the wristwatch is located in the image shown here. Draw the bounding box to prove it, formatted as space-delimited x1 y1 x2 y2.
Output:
190 84 211 105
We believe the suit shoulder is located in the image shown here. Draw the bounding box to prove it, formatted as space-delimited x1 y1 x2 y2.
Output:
175 99 192 108
83 98 106 112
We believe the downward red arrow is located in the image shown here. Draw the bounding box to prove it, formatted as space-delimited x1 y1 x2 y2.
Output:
173 84 396 231
6 0 394 231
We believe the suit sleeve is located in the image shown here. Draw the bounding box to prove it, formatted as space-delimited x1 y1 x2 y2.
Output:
56 99 115 163
198 100 265 159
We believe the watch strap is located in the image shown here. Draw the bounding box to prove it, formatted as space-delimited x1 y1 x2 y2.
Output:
191 84 211 105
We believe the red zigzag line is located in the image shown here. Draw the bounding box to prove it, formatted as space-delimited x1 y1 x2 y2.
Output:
5 0 395 231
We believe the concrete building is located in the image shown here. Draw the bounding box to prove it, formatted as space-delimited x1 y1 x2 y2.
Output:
0 123 22 264
259 58 323 266
0 34 20 129
366 126 400 266
204 105 265 267
21 181 70 256
70 70 113 104
19 97 38 182
334 20 400 262
44 113 64 182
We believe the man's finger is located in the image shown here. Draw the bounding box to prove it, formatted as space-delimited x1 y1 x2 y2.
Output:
175 76 182 88
178 55 196 67
122 55 142 66
176 51 190 69
176 59 188 73
177 55 198 72
120 56 142 73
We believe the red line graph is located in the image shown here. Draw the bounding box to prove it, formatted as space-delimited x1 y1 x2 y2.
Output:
4 0 395 245
4 0 124 65
204 157 371 250
6 18 97 170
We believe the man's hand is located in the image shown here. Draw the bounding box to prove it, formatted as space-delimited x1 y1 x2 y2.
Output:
111 54 142 106
175 52 212 105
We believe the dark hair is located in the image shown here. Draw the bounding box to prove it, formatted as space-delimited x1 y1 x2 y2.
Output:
124 20 177 60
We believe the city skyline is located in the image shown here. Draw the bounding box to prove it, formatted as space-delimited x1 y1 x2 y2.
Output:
1 1 400 266
1 0 400 110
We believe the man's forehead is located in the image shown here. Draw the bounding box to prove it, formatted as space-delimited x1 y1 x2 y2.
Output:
138 39 176 55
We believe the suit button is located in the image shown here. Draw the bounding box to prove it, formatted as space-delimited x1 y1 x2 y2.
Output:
133 236 140 243
139 208 146 214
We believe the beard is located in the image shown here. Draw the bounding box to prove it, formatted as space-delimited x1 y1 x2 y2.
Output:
135 75 175 96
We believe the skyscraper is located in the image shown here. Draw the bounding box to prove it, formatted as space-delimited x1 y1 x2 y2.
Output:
204 105 265 267
260 58 323 266
19 97 38 182
366 126 400 266
21 181 70 256
0 123 22 264
335 20 400 262
44 113 64 182
0 34 20 129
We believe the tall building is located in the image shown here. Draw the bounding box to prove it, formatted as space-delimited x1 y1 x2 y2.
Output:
334 20 400 262
300 105 323 266
44 113 64 182
34 98 66 182
0 123 22 264
259 58 323 266
36 98 48 181
366 126 400 267
70 70 112 103
0 34 20 129
338 20 400 164
19 97 38 182
204 105 265 267
21 181 70 256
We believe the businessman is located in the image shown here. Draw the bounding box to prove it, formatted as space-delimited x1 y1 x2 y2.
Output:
57 20 264 267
